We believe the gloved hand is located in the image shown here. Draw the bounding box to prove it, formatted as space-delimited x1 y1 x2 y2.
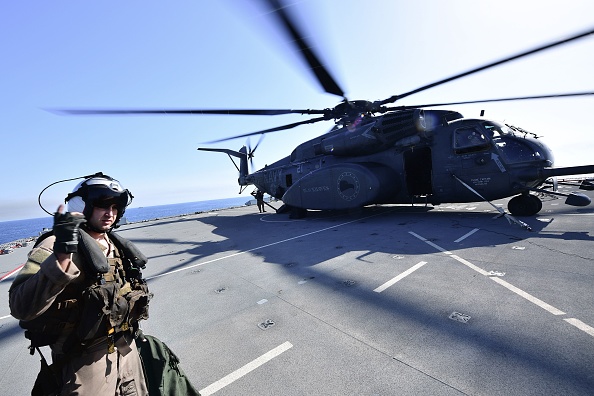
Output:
53 209 86 254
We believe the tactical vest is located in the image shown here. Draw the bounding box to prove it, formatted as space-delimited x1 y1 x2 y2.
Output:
20 230 152 355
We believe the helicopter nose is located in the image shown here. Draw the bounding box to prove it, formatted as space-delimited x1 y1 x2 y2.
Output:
531 139 555 166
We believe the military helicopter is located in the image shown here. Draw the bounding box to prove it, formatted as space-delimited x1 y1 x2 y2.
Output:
59 1 594 222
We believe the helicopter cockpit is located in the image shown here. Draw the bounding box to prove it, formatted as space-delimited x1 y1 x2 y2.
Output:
451 119 553 167
453 125 491 154
482 121 554 166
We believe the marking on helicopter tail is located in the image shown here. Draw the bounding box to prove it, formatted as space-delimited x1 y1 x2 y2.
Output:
374 261 428 293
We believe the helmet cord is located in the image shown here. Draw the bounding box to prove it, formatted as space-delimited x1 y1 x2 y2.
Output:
37 172 106 216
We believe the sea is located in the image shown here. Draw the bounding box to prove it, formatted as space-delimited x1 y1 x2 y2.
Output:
0 196 250 246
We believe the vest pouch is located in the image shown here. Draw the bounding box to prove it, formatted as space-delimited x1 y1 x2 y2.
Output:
78 282 129 342
127 282 152 324
20 299 79 348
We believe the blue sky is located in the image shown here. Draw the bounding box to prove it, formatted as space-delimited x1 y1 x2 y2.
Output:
1 0 593 221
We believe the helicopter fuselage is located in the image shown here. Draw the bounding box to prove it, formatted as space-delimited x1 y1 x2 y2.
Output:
243 109 585 213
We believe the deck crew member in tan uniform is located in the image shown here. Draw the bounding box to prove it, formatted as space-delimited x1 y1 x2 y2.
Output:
9 174 151 395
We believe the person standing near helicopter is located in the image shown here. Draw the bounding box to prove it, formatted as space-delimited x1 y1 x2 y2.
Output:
9 173 151 395
251 189 266 213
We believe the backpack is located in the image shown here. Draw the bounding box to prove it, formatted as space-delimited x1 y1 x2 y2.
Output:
136 331 201 396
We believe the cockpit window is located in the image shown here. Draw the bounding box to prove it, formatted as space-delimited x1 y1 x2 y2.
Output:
453 126 490 154
482 121 545 163
494 137 543 163
482 121 506 139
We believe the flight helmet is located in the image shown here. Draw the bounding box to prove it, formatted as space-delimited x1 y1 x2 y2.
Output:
65 174 133 228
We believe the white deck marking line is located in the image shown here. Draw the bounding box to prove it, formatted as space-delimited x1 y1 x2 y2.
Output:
199 341 293 395
409 231 565 315
374 261 428 293
408 232 452 254
490 277 565 315
148 212 387 280
564 318 594 337
454 228 479 243
0 315 13 321
449 255 490 276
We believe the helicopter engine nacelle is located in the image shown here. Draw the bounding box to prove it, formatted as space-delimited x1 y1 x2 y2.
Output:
282 163 400 210
313 109 441 157
314 120 384 156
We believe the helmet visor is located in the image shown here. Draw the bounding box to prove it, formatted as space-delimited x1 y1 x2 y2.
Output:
87 187 130 211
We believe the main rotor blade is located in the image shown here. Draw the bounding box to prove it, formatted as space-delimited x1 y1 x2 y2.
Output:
385 92 594 110
51 108 327 116
205 115 329 143
378 26 594 106
264 0 345 98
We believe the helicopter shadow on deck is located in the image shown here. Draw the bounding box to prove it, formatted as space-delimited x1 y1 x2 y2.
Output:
180 205 594 392
127 200 594 280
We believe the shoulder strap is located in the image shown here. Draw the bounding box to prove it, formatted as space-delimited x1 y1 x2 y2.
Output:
78 231 109 275
109 232 148 269
32 229 110 276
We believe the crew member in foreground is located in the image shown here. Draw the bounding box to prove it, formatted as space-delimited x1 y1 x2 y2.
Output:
9 174 152 395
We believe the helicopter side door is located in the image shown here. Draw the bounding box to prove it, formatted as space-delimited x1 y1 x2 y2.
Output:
403 147 433 197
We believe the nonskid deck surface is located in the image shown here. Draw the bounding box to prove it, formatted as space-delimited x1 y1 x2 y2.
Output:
1 190 593 395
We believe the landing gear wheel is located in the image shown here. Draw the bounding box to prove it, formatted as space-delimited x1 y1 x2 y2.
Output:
528 194 543 213
508 194 542 216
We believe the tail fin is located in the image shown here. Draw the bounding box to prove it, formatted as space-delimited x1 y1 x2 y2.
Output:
198 146 249 186
238 146 248 184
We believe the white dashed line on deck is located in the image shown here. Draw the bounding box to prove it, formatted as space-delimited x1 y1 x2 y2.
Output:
454 228 480 243
374 261 428 293
408 231 594 338
199 341 293 395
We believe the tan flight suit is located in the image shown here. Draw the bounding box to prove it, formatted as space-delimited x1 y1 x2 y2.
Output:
8 232 149 396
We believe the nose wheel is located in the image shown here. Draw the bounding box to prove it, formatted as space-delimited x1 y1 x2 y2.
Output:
508 194 543 216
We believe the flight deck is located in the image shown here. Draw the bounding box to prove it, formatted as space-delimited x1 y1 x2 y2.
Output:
1 189 593 395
